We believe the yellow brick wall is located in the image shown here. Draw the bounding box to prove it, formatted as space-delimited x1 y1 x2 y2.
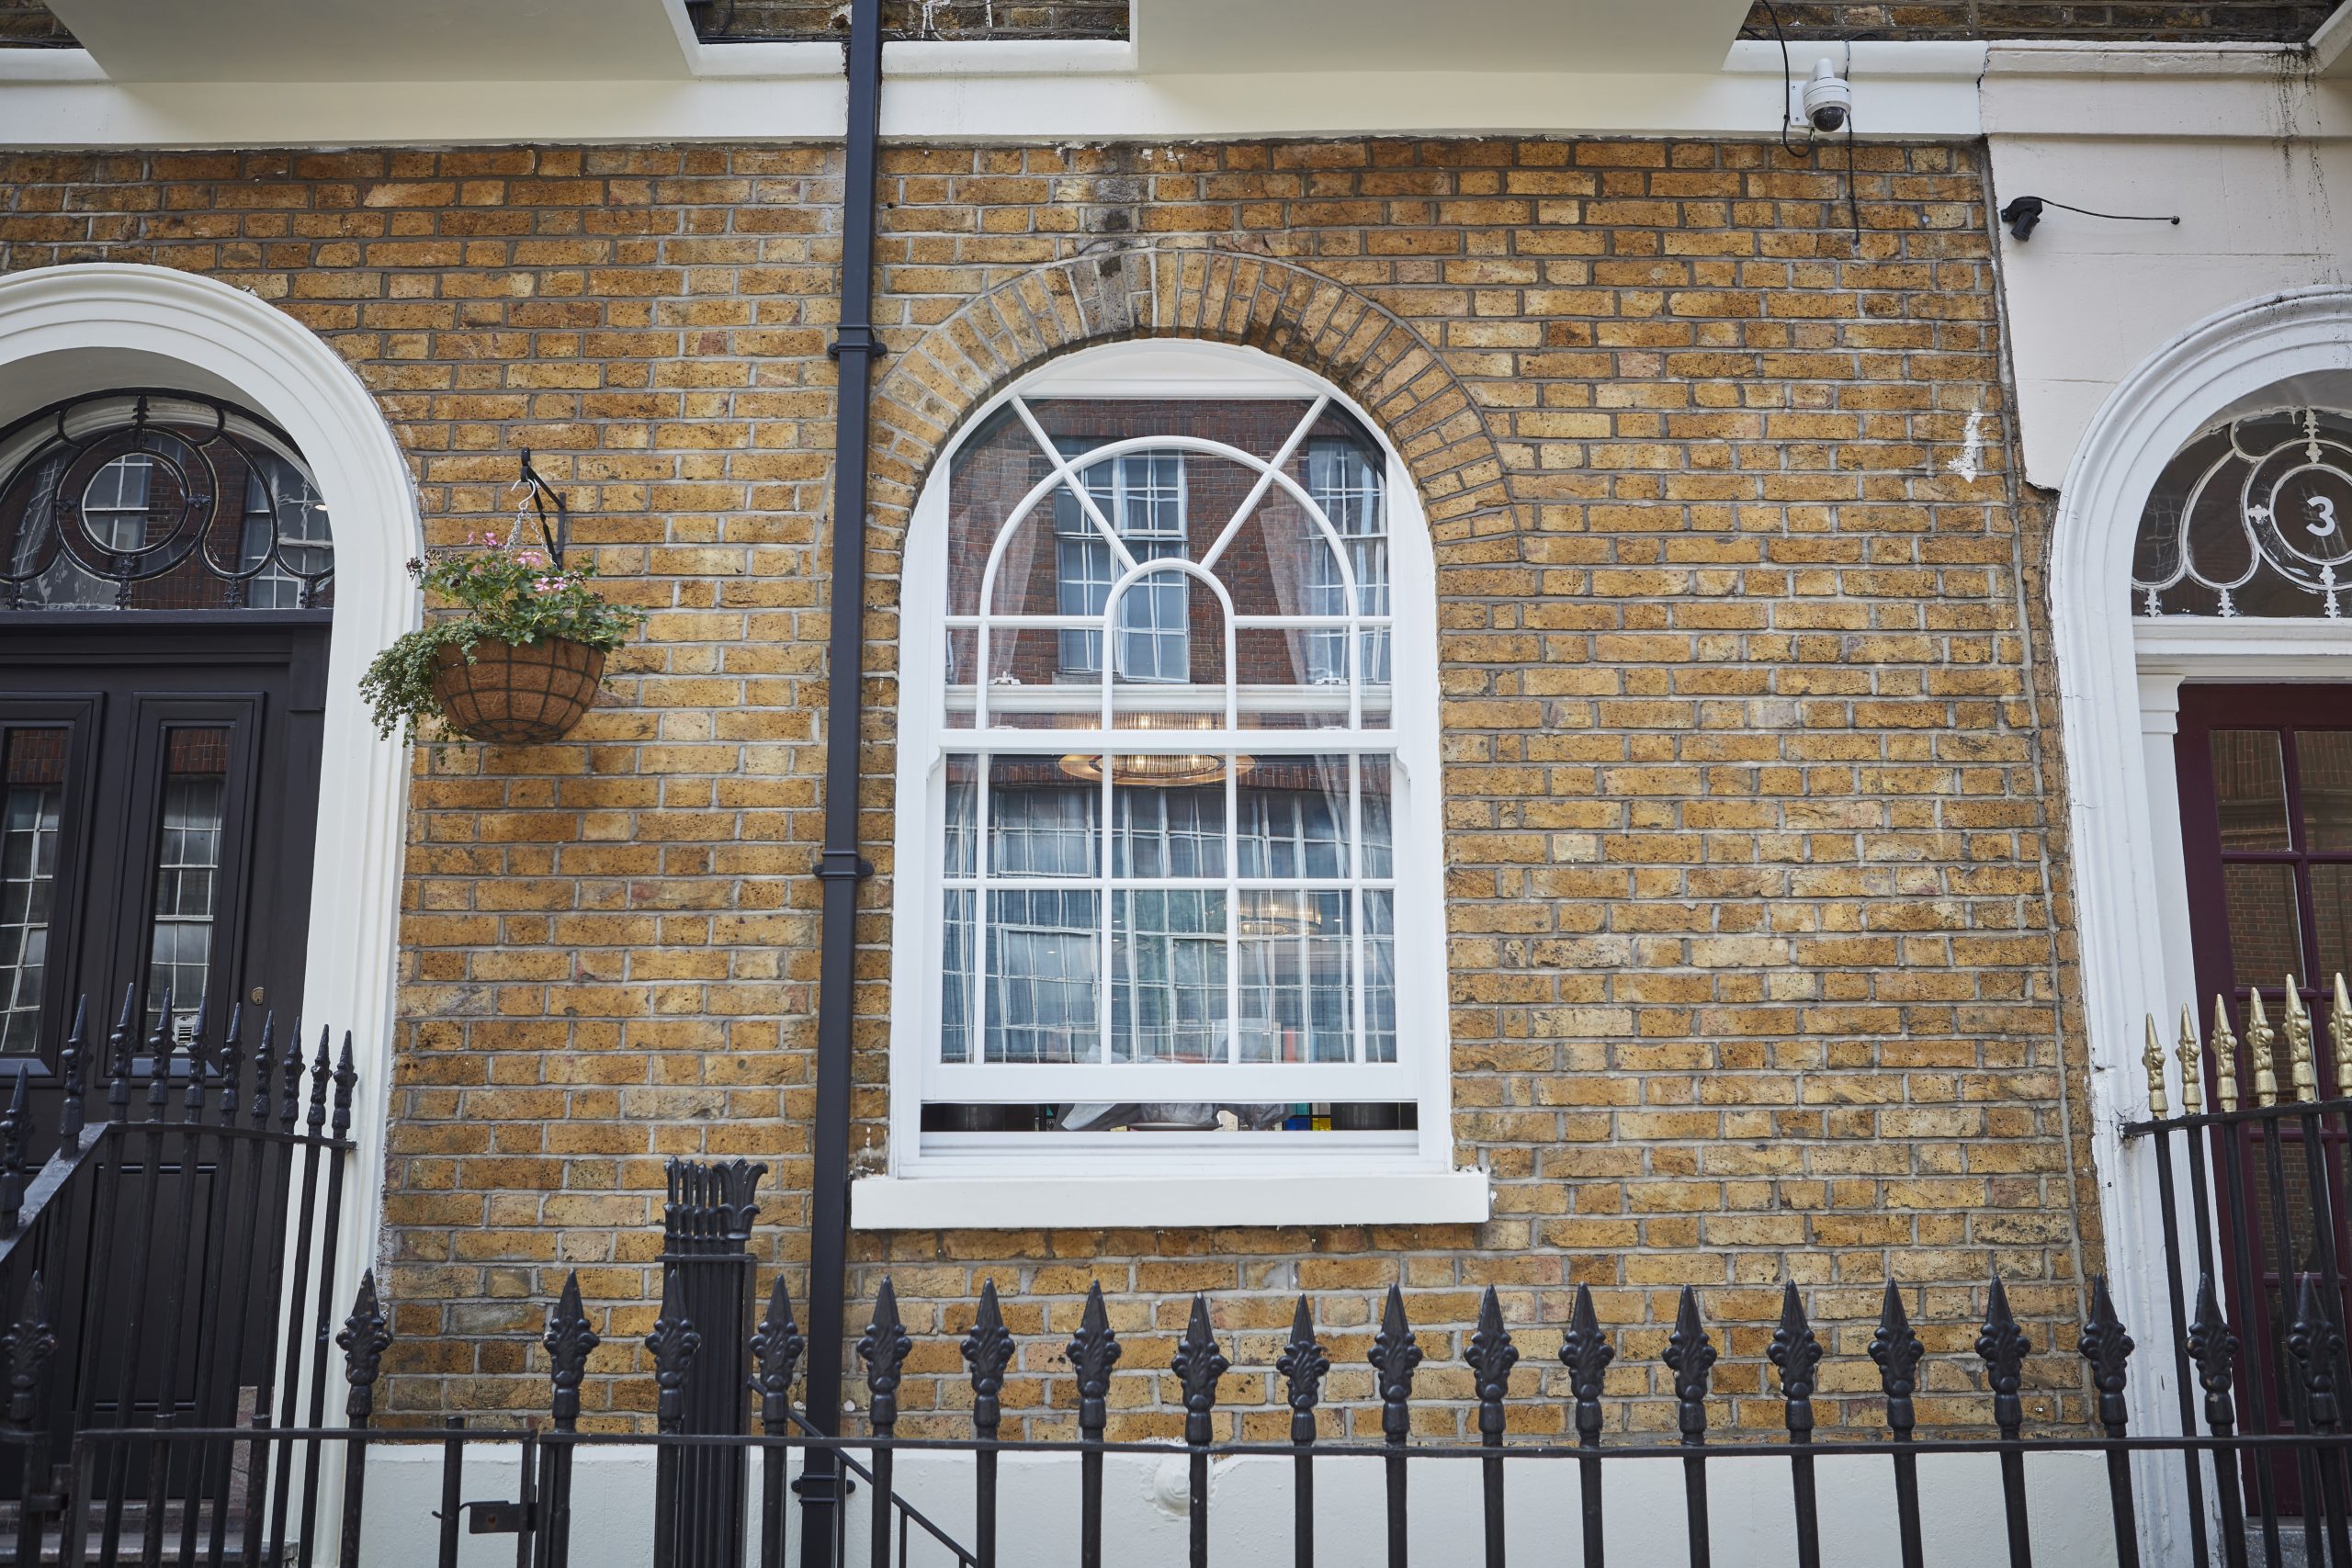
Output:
0 136 2099 1438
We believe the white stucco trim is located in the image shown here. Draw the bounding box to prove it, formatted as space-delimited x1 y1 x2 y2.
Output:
2053 285 2352 1564
0 39 1984 148
0 263 416 1427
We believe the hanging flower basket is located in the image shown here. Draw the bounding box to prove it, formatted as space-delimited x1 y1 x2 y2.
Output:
427 636 607 745
361 526 645 747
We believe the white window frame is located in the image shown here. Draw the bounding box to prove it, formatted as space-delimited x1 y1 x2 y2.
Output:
856 341 1487 1230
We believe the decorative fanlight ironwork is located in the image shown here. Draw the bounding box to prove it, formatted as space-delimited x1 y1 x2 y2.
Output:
2133 407 2352 618
0 389 334 612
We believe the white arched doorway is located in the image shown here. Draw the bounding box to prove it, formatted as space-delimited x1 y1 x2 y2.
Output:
2055 284 2352 1558
0 262 417 1341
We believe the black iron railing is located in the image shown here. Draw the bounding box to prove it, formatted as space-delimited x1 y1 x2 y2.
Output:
2129 977 2352 1568
0 985 356 1567
23 1264 2349 1568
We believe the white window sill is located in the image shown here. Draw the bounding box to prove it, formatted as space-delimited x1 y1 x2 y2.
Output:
850 1168 1490 1230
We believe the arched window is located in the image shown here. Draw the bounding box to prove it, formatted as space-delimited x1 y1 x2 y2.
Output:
2132 406 2352 618
0 390 334 613
872 343 1479 1227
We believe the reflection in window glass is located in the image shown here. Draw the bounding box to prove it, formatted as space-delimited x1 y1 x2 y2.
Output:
2212 729 2292 851
1304 436 1388 685
0 730 64 1055
2303 731 2352 852
147 728 228 1041
2313 865 2352 987
2224 862 2303 987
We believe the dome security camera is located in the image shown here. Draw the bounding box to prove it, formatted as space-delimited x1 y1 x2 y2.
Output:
1802 59 1851 134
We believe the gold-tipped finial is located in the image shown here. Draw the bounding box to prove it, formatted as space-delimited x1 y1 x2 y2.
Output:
2177 1004 2204 1115
2287 979 2319 1102
2213 995 2242 1113
2333 973 2352 1099
2143 1015 2171 1118
2250 988 2280 1108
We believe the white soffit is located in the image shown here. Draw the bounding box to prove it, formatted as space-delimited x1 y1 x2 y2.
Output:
42 0 694 83
0 38 1987 146
1134 0 1753 74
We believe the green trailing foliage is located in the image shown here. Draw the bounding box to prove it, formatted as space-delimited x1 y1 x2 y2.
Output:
360 533 648 743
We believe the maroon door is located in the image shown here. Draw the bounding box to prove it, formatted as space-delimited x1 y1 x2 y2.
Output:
2176 682 2352 1516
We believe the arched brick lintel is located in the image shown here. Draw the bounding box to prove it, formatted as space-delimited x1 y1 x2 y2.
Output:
864 245 1521 559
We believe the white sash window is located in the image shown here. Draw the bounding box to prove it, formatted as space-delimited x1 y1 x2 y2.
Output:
866 342 1483 1228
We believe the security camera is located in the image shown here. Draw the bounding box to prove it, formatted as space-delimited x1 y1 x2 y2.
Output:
1802 59 1852 134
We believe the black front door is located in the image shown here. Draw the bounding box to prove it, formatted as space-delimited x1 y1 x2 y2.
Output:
0 612 329 1445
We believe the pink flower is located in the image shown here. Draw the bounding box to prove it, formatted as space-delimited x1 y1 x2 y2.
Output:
533 577 557 592
515 550 544 568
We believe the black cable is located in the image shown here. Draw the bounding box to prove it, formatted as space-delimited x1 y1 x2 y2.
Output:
2030 197 2180 224
1757 0 1806 158
1846 101 1860 246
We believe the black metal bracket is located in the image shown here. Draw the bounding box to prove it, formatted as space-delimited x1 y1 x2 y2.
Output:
790 1470 858 1500
827 325 888 360
815 850 875 882
512 448 571 570
457 1498 537 1535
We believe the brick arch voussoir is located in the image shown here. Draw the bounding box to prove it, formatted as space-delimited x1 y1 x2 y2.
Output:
866 247 1521 563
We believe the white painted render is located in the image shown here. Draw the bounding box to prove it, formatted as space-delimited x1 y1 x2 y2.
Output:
356 1441 2120 1568
1984 47 2352 489
0 39 1986 148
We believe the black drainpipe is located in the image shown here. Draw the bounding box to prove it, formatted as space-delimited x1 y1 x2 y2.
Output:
800 0 881 1562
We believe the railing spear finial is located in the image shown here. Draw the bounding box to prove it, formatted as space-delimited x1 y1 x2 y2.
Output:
1559 1282 1614 1449
1976 1276 2031 1438
1665 1285 1717 1446
855 1278 913 1436
215 1001 243 1127
335 1269 393 1426
1276 1295 1330 1445
752 1275 807 1436
2187 1272 2241 1438
3 1270 54 1432
1871 1280 1925 1440
543 1270 600 1433
2286 978 2319 1101
2079 1276 2136 1438
104 983 134 1118
1768 1280 1822 1443
645 1269 701 1436
959 1279 1012 1440
0 1074 29 1237
2142 1014 2170 1118
1465 1285 1519 1443
1367 1283 1423 1447
56 995 86 1143
1066 1280 1121 1441
1171 1294 1230 1449
278 1014 305 1133
2213 995 2243 1113
2247 988 2280 1108
2333 972 2352 1097
2288 1273 2345 1432
2177 1004 2204 1115
144 981 175 1118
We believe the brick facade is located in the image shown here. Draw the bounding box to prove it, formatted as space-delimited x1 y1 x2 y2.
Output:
0 135 2100 1440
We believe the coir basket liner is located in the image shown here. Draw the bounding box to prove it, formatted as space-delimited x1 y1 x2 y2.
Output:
428 636 605 744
